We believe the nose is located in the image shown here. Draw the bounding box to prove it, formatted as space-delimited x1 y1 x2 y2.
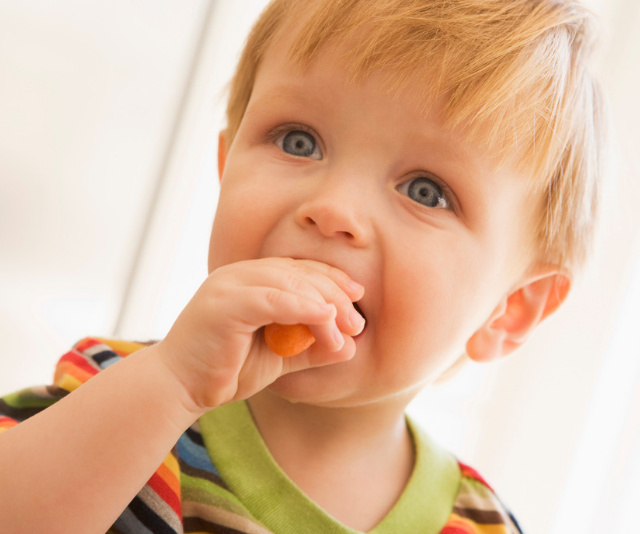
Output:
294 175 371 246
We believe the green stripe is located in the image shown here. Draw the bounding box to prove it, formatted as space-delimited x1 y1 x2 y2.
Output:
199 401 461 534
1 389 58 409
457 477 494 499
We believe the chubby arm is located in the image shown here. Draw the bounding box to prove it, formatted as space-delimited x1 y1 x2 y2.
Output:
0 345 195 534
0 258 364 534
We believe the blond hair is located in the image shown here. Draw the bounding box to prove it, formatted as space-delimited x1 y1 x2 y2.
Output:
225 0 608 272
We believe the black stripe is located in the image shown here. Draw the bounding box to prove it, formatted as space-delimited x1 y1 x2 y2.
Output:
183 516 248 534
92 350 120 365
127 495 179 534
178 456 229 490
0 399 46 422
453 505 505 525
185 426 205 447
44 385 69 398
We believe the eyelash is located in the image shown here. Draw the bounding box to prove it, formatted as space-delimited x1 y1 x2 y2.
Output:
266 123 321 147
397 174 456 212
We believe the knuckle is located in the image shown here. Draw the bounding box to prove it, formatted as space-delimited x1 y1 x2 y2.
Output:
265 288 282 309
284 269 306 293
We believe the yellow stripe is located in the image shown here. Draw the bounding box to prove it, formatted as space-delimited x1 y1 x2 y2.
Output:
163 449 180 475
95 338 148 357
56 373 82 392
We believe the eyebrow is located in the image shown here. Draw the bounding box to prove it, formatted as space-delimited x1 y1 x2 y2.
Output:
246 83 330 117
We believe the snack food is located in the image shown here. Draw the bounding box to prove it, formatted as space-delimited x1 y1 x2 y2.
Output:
264 323 316 357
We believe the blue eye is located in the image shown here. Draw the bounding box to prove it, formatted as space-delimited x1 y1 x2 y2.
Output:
399 176 450 209
279 130 322 159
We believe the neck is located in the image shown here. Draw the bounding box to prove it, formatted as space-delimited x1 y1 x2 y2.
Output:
248 390 411 454
246 390 415 531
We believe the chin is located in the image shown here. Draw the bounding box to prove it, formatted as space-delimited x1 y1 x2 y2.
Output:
267 369 340 405
265 367 364 408
266 366 398 409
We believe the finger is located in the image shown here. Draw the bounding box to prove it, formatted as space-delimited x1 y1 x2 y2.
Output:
229 286 339 336
267 258 365 336
284 258 365 302
281 335 357 374
234 286 344 352
217 258 365 338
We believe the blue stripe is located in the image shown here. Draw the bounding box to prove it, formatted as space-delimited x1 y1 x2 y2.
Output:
176 432 219 475
98 355 122 369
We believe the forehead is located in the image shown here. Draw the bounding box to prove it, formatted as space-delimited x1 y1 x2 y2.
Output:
255 24 439 114
250 30 509 178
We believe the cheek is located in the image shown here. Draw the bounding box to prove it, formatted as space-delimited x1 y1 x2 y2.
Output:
377 236 485 365
208 183 270 271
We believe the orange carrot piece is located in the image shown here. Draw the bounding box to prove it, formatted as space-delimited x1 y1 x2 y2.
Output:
264 323 316 357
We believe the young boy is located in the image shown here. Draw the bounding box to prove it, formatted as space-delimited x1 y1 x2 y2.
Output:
0 0 606 532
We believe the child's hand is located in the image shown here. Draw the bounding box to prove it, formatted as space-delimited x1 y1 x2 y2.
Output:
154 258 365 415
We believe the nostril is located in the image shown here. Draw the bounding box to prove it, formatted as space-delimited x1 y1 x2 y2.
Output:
297 202 366 243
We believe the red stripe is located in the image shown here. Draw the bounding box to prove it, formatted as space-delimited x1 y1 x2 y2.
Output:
458 461 493 491
440 527 473 534
147 470 181 517
0 416 18 429
156 460 181 498
58 351 100 378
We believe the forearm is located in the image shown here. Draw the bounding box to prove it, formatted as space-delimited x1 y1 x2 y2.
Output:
0 345 198 534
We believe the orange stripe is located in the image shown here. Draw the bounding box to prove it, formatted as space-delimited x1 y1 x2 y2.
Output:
156 455 181 497
54 361 94 384
441 517 476 533
448 514 510 534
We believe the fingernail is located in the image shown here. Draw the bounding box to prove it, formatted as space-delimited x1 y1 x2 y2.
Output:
349 307 366 329
333 326 344 349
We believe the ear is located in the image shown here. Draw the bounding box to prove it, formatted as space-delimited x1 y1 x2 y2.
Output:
218 130 227 182
466 269 571 362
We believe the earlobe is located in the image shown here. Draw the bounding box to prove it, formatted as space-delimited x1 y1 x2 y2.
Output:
466 270 571 362
218 131 227 182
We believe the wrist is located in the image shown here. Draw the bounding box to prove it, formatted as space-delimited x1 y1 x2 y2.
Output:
129 344 208 427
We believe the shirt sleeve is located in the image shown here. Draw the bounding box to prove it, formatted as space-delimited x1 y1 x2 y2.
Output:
0 337 154 435
0 337 187 534
439 461 525 534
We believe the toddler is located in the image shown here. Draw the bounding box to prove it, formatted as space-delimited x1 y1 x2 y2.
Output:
0 0 607 533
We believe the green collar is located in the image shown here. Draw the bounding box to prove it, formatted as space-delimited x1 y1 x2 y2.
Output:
199 401 460 534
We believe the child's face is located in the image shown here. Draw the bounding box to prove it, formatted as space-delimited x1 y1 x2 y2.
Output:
208 34 538 408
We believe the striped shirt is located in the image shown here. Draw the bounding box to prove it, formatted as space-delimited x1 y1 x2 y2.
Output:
0 337 524 534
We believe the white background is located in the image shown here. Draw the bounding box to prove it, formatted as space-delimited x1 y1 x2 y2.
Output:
1 1 639 532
